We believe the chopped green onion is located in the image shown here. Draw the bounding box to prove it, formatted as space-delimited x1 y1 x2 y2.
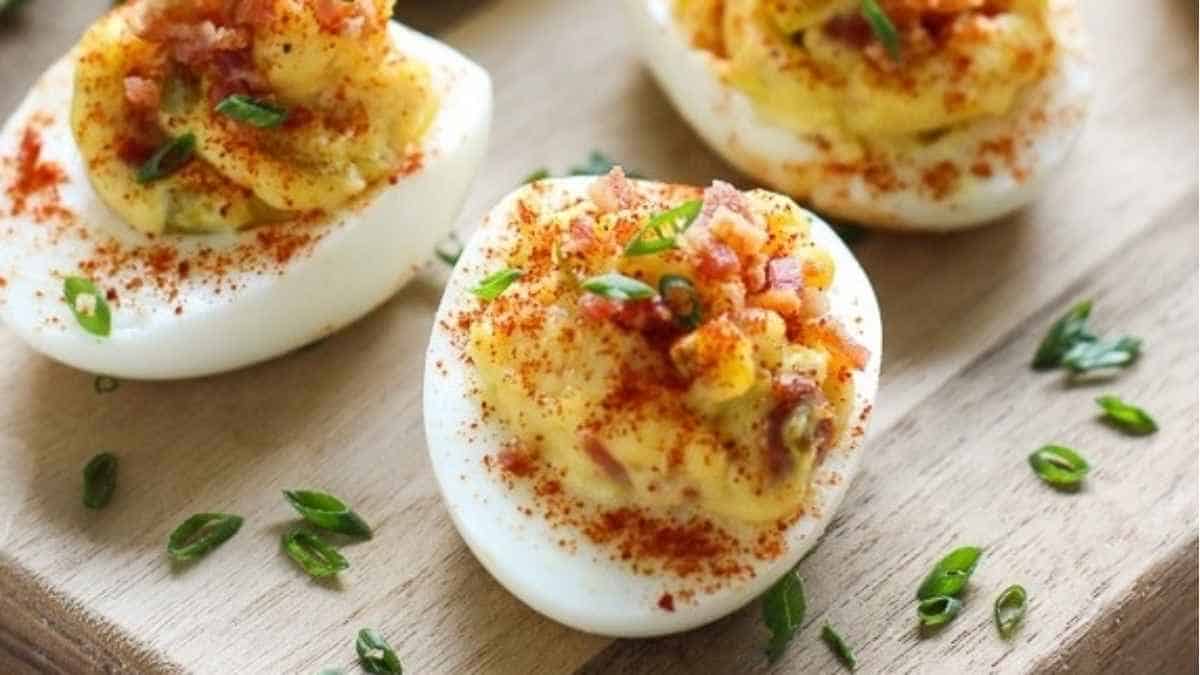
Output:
356 628 403 674
167 513 243 561
917 595 962 628
624 199 703 256
994 584 1027 639
82 452 118 510
283 528 349 578
1032 300 1094 370
1028 445 1089 490
860 0 901 61
1063 336 1141 373
1096 395 1158 435
434 233 463 267
581 273 656 302
472 268 522 301
917 546 982 600
821 624 857 670
136 133 195 184
63 276 111 337
659 275 701 329
215 94 288 128
283 489 373 538
522 168 550 184
93 375 119 394
762 569 806 662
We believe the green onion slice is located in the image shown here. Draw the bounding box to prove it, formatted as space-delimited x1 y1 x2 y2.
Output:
1028 445 1089 489
1096 395 1158 435
624 199 703 256
283 489 373 538
860 0 901 61
581 272 656 302
283 528 349 578
93 375 119 394
167 513 243 561
1032 300 1094 370
917 546 982 600
136 133 196 184
472 268 522 301
659 275 702 329
63 276 112 337
215 94 288 128
994 584 1027 639
522 168 550 184
917 595 963 628
1063 336 1141 373
82 452 118 510
821 624 857 670
762 569 806 662
434 233 463 267
356 628 403 674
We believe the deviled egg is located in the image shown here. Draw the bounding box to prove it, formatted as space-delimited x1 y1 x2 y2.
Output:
624 0 1091 231
425 169 880 636
0 0 491 378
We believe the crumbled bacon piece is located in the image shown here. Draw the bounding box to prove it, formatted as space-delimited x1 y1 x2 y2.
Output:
123 76 161 109
692 237 740 280
589 166 641 214
562 215 600 256
771 373 818 406
165 21 249 65
579 295 674 333
697 180 755 229
314 0 377 36
708 206 767 257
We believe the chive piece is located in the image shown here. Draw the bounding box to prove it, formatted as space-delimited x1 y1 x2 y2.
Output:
1028 445 1089 489
1032 300 1094 370
63 276 112 337
283 489 373 538
283 528 349 578
624 199 703 256
82 452 118 510
522 168 550 184
215 94 288 128
659 275 702 329
472 268 522 301
434 233 463 267
1096 395 1158 435
917 595 962 628
136 133 196 184
356 628 403 674
762 569 806 662
581 273 656 302
1062 336 1142 373
93 375 119 394
916 546 982 600
821 624 857 670
994 584 1027 639
860 0 900 61
167 513 243 561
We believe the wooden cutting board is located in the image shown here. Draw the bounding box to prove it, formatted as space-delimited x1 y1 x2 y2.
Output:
0 1 1196 673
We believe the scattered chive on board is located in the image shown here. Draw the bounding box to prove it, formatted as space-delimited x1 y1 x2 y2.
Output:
994 584 1028 639
1096 395 1158 435
762 569 806 662
167 513 243 562
821 624 857 670
82 452 118 510
283 489 373 538
1028 445 1089 490
356 628 403 674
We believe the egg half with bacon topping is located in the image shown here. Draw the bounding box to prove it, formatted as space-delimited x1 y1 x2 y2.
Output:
624 0 1091 231
0 0 490 378
425 169 880 635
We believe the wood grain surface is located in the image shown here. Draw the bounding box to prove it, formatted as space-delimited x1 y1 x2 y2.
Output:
0 1 1196 673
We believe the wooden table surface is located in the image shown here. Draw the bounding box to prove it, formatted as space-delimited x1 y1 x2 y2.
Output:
0 1 1196 673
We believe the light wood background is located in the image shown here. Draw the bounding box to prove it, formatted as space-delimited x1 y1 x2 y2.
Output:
0 1 1196 673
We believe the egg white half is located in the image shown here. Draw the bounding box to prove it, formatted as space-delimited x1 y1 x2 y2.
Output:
0 21 491 379
623 0 1091 231
424 177 882 637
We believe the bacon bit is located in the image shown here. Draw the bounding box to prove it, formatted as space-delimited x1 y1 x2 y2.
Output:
578 293 623 322
6 126 66 218
771 373 818 405
231 0 274 27
582 435 630 484
810 322 871 371
314 0 377 36
693 238 740 280
658 593 676 612
766 257 803 292
589 167 641 214
709 207 767 257
562 215 599 255
578 294 675 334
165 21 250 65
123 76 161 109
698 180 755 228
